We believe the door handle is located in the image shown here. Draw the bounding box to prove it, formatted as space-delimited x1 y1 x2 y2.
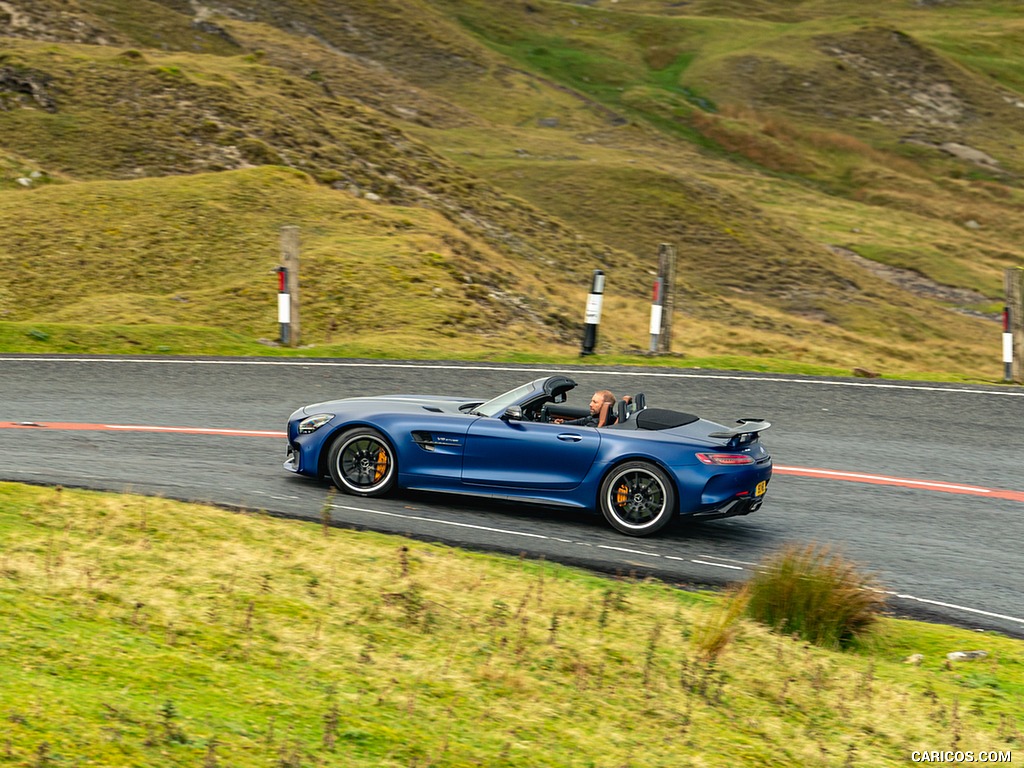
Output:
557 433 583 442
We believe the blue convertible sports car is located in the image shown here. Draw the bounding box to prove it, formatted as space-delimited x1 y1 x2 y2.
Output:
284 375 772 537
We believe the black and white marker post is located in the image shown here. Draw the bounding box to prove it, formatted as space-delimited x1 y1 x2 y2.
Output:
1004 305 1013 383
275 266 290 346
1005 267 1024 383
580 269 605 356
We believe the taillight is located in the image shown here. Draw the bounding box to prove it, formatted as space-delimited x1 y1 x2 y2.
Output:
696 453 754 465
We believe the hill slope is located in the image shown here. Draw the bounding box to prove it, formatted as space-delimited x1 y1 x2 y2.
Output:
1 0 1022 377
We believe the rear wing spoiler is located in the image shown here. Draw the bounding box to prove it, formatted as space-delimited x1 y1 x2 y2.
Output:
708 419 771 448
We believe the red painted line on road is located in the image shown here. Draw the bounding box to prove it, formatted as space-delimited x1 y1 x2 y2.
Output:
0 421 286 438
774 465 1024 503
4 422 1022 503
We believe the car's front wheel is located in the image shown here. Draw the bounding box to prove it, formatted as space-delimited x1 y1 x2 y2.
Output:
599 461 676 536
327 427 397 497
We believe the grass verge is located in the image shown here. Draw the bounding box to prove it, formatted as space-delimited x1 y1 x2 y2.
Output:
0 483 1021 766
0 321 1012 385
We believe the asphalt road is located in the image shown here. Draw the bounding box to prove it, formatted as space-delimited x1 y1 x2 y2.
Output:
2 355 1022 638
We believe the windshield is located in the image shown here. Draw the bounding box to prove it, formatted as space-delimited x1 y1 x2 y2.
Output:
474 381 537 418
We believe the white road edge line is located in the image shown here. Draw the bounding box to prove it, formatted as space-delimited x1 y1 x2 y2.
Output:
328 501 1024 626
4 357 1021 397
690 559 745 570
879 590 1024 625
699 554 759 567
597 544 661 557
329 503 552 540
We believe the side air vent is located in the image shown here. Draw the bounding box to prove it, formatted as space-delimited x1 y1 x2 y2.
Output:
422 406 443 413
411 431 436 451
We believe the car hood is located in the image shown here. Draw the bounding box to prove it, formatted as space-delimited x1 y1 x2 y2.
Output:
298 394 478 417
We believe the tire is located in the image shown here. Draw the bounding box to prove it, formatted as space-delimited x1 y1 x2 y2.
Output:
327 427 397 497
599 461 676 536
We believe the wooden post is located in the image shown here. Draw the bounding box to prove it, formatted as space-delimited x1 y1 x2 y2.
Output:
656 243 677 354
1006 267 1023 383
281 226 300 347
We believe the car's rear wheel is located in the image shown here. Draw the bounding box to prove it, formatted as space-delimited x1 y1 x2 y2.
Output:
599 461 676 536
327 427 397 497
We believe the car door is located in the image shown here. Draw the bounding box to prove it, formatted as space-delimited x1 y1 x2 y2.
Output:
462 417 601 490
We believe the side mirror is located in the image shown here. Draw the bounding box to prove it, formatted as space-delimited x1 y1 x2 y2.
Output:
503 406 524 421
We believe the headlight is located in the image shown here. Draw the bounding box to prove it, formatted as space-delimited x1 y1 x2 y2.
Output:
298 413 334 434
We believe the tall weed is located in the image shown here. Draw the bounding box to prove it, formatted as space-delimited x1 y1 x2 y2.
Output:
744 543 886 649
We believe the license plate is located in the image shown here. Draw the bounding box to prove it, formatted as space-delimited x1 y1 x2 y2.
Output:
755 481 767 497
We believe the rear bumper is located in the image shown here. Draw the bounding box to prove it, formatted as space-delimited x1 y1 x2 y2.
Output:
686 493 765 520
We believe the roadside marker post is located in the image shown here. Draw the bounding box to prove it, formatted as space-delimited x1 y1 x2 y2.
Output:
1006 268 1023 384
274 266 290 345
581 269 605 356
654 243 677 354
649 276 664 353
279 226 301 348
1004 306 1013 383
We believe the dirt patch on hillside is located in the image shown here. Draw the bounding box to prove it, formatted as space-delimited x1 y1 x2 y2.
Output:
815 28 984 134
0 0 124 45
0 65 57 111
827 245 996 318
724 26 1024 156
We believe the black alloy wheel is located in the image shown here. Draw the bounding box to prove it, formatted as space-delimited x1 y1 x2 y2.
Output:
599 461 676 536
328 427 397 497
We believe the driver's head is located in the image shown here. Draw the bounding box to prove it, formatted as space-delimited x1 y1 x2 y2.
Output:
589 390 616 415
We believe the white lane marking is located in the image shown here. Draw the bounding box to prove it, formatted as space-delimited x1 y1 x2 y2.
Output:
3 357 1020 397
699 554 759 567
327 500 1024 627
329 503 558 541
597 544 662 557
878 591 1024 625
690 559 744 570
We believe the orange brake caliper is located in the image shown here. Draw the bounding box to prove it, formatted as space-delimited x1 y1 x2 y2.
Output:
616 484 629 507
374 448 388 482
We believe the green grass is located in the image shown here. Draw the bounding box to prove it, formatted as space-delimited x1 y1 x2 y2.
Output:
0 482 1022 766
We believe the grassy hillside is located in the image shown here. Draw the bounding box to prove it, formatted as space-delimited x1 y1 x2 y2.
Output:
0 166 593 355
1 483 1022 766
1 0 1022 378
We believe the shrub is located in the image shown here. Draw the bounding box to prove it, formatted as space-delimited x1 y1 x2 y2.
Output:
743 543 886 649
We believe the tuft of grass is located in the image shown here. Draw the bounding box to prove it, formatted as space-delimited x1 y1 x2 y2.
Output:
743 542 887 649
690 587 749 663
